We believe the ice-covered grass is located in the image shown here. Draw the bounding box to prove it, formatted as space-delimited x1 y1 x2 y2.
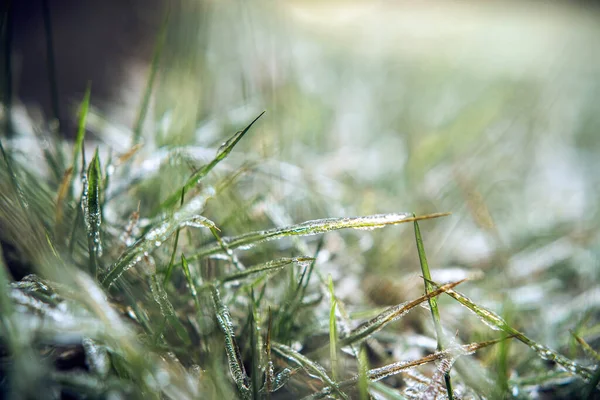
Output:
2 2 600 399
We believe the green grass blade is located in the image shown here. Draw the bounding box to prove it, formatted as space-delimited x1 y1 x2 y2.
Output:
339 280 464 348
84 148 103 279
72 84 91 183
218 257 313 283
306 337 509 400
211 285 250 399
429 279 594 381
163 187 185 285
156 111 265 214
272 342 349 400
414 218 454 399
185 212 450 264
102 192 214 289
181 254 201 312
249 300 260 400
571 331 600 362
358 345 369 400
149 274 191 345
328 275 339 381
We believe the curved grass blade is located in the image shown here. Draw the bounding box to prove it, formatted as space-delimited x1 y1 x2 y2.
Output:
156 111 265 214
149 274 190 345
219 257 314 284
428 279 594 381
414 218 454 399
211 285 250 399
339 280 464 348
102 191 214 289
84 148 103 279
272 342 349 400
185 212 450 264
305 337 509 400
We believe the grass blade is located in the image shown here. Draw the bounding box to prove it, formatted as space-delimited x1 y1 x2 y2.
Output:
181 254 201 312
73 85 91 182
211 285 250 399
328 275 339 381
306 337 509 400
84 148 103 279
339 280 465 348
358 345 369 400
163 187 186 285
102 192 214 289
219 257 313 284
185 212 450 264
156 111 265 214
429 279 594 381
571 331 600 362
149 274 191 345
414 218 454 399
272 342 349 400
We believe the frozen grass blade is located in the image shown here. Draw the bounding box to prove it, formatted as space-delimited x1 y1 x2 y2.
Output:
149 274 191 345
156 111 265 214
211 285 250 399
571 331 600 362
219 257 313 283
328 275 339 381
370 382 407 400
185 212 450 264
276 238 323 342
414 218 454 399
249 300 260 400
265 309 274 395
181 254 201 312
339 280 464 348
84 149 103 279
429 279 594 381
272 342 349 400
306 337 509 399
102 192 214 289
163 188 185 285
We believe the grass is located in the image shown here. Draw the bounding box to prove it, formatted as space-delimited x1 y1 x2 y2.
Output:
2 2 600 399
0 107 597 398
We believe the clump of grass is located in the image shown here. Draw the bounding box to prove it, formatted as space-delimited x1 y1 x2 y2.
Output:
1 96 598 400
